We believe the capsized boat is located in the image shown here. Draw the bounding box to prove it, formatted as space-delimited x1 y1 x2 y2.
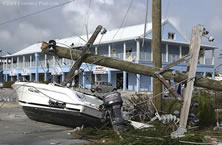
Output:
12 82 104 127
12 81 126 130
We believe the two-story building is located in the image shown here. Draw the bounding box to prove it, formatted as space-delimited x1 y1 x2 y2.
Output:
1 20 216 91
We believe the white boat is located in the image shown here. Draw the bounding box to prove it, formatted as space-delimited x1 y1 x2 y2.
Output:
12 82 104 127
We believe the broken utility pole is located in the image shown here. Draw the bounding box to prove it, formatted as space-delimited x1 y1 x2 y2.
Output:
152 0 162 110
41 42 222 92
61 25 103 86
171 24 205 138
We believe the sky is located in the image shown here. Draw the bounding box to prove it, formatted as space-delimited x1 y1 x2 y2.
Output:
0 0 222 71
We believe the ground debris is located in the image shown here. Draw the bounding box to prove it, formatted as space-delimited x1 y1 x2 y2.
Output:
71 122 211 145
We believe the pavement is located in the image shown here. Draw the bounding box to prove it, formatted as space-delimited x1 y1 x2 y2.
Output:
0 88 89 145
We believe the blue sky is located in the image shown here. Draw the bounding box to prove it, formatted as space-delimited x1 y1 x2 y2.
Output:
0 0 221 71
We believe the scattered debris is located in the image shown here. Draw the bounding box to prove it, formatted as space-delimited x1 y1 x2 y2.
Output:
129 120 153 129
73 125 84 132
126 93 154 122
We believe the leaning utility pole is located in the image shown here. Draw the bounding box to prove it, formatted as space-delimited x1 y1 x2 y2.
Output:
152 0 162 110
61 25 102 86
41 42 222 91
171 24 205 138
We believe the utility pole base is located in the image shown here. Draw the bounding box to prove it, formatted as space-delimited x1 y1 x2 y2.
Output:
171 127 187 138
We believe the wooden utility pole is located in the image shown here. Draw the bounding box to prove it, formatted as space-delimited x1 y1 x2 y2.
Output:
152 0 162 110
171 25 204 138
61 25 102 86
41 43 222 91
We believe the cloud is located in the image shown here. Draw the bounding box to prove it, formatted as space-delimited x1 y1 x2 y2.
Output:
0 30 11 41
209 16 222 33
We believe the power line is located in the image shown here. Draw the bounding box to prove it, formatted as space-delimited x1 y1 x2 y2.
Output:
112 0 134 41
0 0 76 26
78 0 92 44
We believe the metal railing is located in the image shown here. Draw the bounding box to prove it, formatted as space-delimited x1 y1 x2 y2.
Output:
140 52 151 61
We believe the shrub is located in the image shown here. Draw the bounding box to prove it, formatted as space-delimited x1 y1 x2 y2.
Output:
3 81 16 88
39 81 49 84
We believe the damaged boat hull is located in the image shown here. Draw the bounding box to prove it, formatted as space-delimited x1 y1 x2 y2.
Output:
22 105 102 127
13 82 104 128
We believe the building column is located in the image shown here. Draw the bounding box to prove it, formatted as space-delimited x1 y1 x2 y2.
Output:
123 42 126 60
212 71 215 80
212 49 215 65
62 73 65 82
83 72 86 89
95 46 98 55
95 74 97 82
166 44 169 62
35 53 39 82
203 48 206 64
5 58 8 69
179 45 182 58
29 73 32 81
45 54 47 67
136 74 140 92
5 74 8 82
123 71 127 91
136 40 140 92
108 45 111 57
108 70 111 83
17 74 19 81
150 77 153 91
23 56 25 68
11 57 13 68
30 55 32 67
136 40 140 62
203 72 206 78
17 56 19 68
53 56 55 66
44 73 47 81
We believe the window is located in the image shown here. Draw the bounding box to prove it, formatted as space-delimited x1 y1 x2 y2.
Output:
126 48 132 58
168 32 175 40
111 48 116 57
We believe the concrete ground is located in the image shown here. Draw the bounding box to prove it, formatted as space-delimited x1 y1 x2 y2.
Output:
0 88 89 145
